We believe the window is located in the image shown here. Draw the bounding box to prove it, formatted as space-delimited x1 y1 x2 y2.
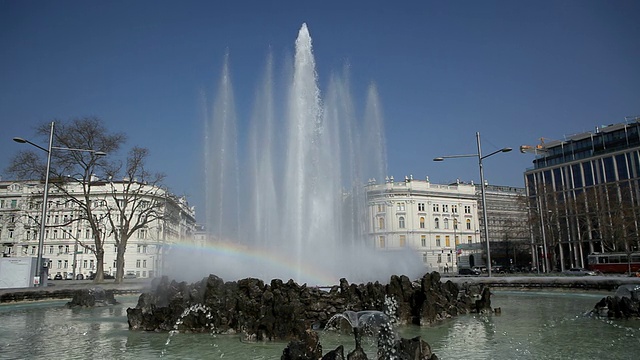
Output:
443 204 449 212
83 260 88 269
444 218 449 229
136 259 141 268
419 217 425 229
445 236 450 247
468 236 472 244
90 260 94 269
447 254 451 263
49 246 53 254
139 229 147 239
437 254 442 263
436 236 441 247
398 216 405 229
434 218 440 229
378 217 385 230
452 205 458 213
455 236 460 245
421 235 426 247
399 235 406 247
433 204 439 212
64 260 68 268
464 205 471 214
453 219 458 230
466 219 471 230
377 204 385 212
52 230 57 239
57 260 62 269
379 236 386 248
418 202 425 211
143 260 147 268
30 246 36 255
64 245 69 254
396 203 405 211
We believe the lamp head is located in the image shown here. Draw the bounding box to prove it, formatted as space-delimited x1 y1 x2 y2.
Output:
502 147 513 153
433 157 444 162
94 151 107 156
13 137 27 144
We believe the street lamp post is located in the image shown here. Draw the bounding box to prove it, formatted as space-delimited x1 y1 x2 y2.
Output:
13 121 105 286
434 132 512 277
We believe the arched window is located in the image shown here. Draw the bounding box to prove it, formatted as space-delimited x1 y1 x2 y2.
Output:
419 217 425 229
399 216 405 229
378 217 385 230
444 218 449 229
466 219 471 230
434 218 440 229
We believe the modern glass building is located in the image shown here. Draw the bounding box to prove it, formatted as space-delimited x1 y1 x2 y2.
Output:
524 116 640 272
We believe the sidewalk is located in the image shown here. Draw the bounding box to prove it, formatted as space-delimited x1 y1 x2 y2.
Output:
0 278 151 303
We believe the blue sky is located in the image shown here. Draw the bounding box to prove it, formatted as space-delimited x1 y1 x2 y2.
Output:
1 0 639 222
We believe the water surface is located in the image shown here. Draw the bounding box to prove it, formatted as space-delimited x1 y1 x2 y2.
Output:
0 291 637 359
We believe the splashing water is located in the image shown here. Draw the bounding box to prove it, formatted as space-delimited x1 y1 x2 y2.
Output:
189 23 424 285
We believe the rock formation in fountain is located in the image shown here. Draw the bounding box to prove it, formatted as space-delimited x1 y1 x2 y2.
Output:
66 288 118 308
592 284 640 319
127 272 491 342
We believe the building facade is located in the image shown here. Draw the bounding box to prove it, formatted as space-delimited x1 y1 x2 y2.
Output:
0 179 196 280
477 184 530 269
524 117 640 272
365 177 483 273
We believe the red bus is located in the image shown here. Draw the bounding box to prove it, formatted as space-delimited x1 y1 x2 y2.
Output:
587 252 640 274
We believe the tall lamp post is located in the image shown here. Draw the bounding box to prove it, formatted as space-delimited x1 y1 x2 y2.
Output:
13 121 105 286
434 132 512 277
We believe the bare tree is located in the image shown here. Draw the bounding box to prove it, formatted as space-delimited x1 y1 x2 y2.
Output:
8 117 125 282
104 147 165 283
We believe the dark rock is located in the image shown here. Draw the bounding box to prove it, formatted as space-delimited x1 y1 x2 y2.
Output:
281 329 323 360
66 288 118 307
322 345 345 360
127 272 491 344
391 336 437 360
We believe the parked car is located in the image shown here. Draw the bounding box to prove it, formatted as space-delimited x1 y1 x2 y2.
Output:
124 272 137 279
492 265 508 274
563 267 597 276
65 273 74 280
76 274 84 280
458 267 480 276
53 273 63 280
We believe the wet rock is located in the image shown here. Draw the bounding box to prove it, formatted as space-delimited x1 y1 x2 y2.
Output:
392 336 438 360
281 329 323 360
127 272 491 342
66 288 118 307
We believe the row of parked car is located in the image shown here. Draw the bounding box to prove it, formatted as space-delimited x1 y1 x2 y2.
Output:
458 266 600 276
49 271 137 280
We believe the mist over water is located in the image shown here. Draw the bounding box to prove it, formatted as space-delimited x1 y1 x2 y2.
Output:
168 23 425 285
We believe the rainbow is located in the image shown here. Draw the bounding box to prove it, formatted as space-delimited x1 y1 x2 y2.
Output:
165 240 340 286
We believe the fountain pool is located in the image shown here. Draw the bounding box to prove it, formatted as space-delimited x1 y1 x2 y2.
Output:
1 290 637 359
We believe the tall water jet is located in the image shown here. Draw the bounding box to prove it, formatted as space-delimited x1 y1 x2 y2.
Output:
197 23 424 285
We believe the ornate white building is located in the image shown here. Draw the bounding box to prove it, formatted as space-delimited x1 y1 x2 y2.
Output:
0 180 196 280
365 176 483 273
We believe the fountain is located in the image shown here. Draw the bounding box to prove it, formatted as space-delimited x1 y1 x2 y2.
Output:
325 310 390 351
185 23 425 286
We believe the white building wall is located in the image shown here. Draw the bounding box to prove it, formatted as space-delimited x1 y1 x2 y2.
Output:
366 178 483 272
0 180 195 279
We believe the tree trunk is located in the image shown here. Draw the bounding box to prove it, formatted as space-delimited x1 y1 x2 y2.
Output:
93 248 105 283
115 244 126 283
